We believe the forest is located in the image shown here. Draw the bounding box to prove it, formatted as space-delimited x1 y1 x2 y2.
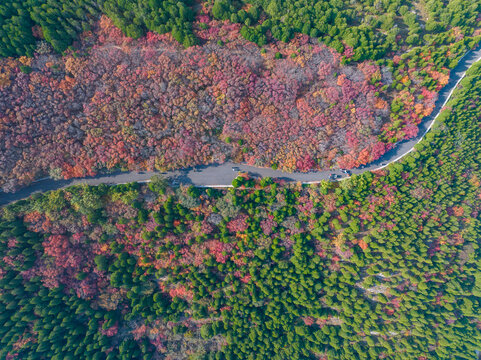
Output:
1 57 481 359
1 0 479 61
0 11 479 191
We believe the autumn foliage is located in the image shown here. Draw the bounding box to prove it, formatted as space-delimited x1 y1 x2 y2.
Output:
0 16 462 191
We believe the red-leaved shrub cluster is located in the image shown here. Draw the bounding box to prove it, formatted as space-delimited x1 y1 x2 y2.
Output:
0 15 448 191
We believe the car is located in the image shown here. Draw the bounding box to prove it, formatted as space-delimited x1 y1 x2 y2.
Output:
232 167 240 172
340 169 351 174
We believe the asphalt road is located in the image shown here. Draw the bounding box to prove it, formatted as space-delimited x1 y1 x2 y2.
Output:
2 45 481 206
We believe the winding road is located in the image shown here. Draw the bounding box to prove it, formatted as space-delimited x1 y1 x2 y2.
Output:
2 45 481 206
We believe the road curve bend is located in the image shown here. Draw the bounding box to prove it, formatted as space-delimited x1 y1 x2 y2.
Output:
2 45 481 206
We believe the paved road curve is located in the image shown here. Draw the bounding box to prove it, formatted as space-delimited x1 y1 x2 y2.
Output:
2 45 481 206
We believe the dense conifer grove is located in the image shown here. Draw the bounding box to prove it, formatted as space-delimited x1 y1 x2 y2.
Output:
1 0 479 60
